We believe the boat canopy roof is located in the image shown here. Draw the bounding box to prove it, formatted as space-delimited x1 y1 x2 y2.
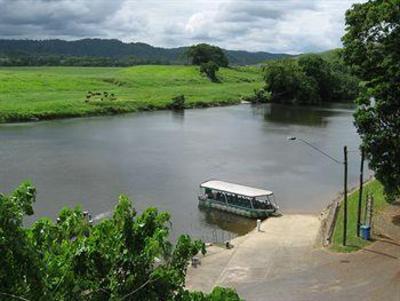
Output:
200 180 273 197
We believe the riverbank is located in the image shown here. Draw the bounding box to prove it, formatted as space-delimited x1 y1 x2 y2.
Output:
0 65 262 123
331 179 387 252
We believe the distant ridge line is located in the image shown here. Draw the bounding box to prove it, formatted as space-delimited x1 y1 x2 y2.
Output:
0 38 292 66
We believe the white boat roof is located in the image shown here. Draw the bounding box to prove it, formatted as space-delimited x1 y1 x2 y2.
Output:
200 180 273 197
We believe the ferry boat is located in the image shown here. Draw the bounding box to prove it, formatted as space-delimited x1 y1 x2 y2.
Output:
198 180 279 218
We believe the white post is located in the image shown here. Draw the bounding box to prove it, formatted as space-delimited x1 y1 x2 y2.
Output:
257 219 261 232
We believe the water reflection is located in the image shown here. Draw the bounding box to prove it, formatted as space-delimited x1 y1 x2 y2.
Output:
199 207 256 236
171 110 185 123
255 103 352 127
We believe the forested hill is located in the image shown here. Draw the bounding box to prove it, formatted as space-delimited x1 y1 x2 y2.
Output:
0 39 290 66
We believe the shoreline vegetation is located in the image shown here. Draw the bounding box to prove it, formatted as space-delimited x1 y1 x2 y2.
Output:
0 65 263 123
330 179 387 252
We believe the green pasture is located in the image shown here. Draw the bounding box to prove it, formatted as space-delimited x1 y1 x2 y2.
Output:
0 65 263 122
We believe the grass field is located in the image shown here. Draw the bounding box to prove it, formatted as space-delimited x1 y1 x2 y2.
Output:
331 179 387 252
0 65 263 122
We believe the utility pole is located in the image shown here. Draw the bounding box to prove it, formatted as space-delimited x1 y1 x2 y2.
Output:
357 148 365 237
286 137 349 246
343 145 348 246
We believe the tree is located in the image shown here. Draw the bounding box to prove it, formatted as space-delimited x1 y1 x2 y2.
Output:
200 61 220 82
262 52 360 104
186 44 229 67
342 0 400 199
263 59 320 104
0 183 44 300
298 54 333 101
0 182 242 300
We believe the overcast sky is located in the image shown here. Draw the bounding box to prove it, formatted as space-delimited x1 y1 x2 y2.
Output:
0 0 363 54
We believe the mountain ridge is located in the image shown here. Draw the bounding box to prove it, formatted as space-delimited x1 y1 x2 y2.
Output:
0 38 291 66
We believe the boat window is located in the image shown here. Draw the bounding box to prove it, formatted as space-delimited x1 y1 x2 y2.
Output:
232 195 251 208
204 188 214 199
267 194 276 204
226 193 235 204
253 196 274 210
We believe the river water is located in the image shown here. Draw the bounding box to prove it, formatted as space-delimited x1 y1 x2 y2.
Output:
0 103 368 241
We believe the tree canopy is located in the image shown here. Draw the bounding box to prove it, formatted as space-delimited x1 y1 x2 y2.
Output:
186 44 229 67
262 52 360 104
263 59 320 104
0 182 242 301
342 0 400 199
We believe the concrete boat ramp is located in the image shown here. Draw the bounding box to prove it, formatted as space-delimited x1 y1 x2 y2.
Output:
186 215 320 292
186 213 400 301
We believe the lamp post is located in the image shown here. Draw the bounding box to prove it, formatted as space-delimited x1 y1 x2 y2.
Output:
357 148 365 237
287 136 348 246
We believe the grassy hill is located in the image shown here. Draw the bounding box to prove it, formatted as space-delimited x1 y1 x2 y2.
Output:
314 49 342 62
0 65 263 123
296 48 342 62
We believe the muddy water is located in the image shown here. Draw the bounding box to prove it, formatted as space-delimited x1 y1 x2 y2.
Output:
0 103 368 240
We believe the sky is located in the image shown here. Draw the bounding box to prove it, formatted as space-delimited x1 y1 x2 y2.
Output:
0 0 363 54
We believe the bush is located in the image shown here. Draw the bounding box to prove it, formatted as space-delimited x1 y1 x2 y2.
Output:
170 94 186 110
241 89 271 103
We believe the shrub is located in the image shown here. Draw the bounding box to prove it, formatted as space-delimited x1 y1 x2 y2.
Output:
170 95 186 110
241 89 271 103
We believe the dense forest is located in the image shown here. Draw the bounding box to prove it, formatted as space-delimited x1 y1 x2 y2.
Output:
0 39 290 66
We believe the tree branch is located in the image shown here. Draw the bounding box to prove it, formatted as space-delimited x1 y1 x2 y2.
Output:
0 292 31 301
120 277 158 300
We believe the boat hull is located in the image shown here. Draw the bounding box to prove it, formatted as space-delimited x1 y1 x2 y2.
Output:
198 197 276 218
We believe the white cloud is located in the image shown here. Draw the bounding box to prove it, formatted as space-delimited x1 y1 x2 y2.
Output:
0 0 364 53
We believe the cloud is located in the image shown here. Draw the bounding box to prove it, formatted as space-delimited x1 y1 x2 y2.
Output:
0 0 126 38
0 0 363 53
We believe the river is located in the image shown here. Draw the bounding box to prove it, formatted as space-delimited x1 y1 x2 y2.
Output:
0 103 368 241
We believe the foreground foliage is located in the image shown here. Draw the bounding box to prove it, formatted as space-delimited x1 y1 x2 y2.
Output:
342 0 400 199
0 183 242 300
262 52 360 104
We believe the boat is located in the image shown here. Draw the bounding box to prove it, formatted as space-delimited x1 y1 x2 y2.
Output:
198 180 279 218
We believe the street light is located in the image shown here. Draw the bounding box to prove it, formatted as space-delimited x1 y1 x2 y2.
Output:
287 136 348 246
